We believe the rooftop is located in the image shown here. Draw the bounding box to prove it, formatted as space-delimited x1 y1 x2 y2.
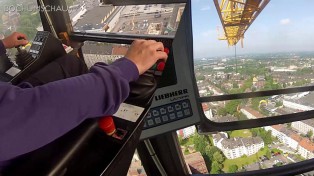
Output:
75 6 114 29
221 137 263 150
241 107 264 119
184 152 209 174
299 138 314 152
285 92 314 108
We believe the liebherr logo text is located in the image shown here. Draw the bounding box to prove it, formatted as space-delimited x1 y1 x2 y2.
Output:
155 89 188 101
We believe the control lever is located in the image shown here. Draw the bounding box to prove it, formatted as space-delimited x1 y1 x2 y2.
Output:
15 46 34 70
127 47 169 105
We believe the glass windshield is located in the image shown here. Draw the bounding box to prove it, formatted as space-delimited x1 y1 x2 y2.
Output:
0 0 41 57
192 0 314 122
188 0 314 174
66 1 185 36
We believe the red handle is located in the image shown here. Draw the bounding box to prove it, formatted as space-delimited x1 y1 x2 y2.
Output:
99 116 116 136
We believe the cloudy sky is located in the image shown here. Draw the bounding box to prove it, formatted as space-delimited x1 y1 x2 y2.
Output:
191 0 314 58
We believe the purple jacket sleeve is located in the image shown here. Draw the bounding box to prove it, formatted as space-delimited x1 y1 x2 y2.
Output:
0 41 6 56
0 58 139 161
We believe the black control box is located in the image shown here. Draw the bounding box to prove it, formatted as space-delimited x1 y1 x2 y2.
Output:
10 31 66 85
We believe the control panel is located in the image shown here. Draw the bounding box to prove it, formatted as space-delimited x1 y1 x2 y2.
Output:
4 31 66 85
140 1 201 139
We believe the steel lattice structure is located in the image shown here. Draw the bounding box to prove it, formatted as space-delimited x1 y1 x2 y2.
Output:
214 0 270 46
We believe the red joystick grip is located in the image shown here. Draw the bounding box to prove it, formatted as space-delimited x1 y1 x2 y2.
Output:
99 116 116 136
164 47 170 55
157 61 166 71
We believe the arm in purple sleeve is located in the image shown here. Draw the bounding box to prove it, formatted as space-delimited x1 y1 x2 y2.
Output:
0 41 6 56
0 58 139 161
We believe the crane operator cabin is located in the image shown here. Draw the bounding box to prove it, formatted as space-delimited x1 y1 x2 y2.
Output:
1 0 314 176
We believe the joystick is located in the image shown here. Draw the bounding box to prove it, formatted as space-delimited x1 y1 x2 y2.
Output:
15 47 34 70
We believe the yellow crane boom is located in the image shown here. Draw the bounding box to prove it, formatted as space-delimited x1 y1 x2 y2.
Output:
214 0 270 46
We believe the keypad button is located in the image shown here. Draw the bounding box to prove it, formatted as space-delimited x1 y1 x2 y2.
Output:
182 102 189 109
162 115 169 122
148 119 154 126
152 110 160 117
160 108 167 115
146 112 152 119
168 106 174 112
184 109 191 116
175 104 182 111
169 113 176 120
155 117 161 124
177 111 183 118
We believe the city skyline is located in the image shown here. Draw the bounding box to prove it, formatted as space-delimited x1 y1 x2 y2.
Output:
192 0 314 58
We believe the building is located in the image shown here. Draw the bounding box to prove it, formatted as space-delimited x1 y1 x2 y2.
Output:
283 92 314 111
240 107 264 119
265 124 314 159
177 126 196 139
184 152 208 174
298 138 314 159
212 133 264 159
292 119 314 136
147 23 162 35
212 132 228 149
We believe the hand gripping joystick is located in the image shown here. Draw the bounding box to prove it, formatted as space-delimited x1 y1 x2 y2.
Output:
15 47 34 70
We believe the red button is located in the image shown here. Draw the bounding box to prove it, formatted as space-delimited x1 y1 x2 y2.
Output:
99 116 116 136
157 62 166 71
164 48 169 55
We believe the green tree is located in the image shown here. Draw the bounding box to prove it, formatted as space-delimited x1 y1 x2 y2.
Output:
206 146 220 161
250 128 273 145
184 148 189 155
213 152 225 163
233 83 239 88
237 112 248 121
307 130 313 139
217 108 227 116
228 165 238 173
250 128 259 137
251 97 265 110
210 161 222 174
263 130 273 145
225 100 241 115
192 133 209 154
266 149 271 159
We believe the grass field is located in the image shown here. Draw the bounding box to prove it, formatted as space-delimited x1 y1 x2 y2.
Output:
230 130 252 138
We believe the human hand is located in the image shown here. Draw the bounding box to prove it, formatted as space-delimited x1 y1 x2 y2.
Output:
125 40 168 75
2 32 29 49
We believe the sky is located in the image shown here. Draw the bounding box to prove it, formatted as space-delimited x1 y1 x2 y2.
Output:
191 0 314 58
